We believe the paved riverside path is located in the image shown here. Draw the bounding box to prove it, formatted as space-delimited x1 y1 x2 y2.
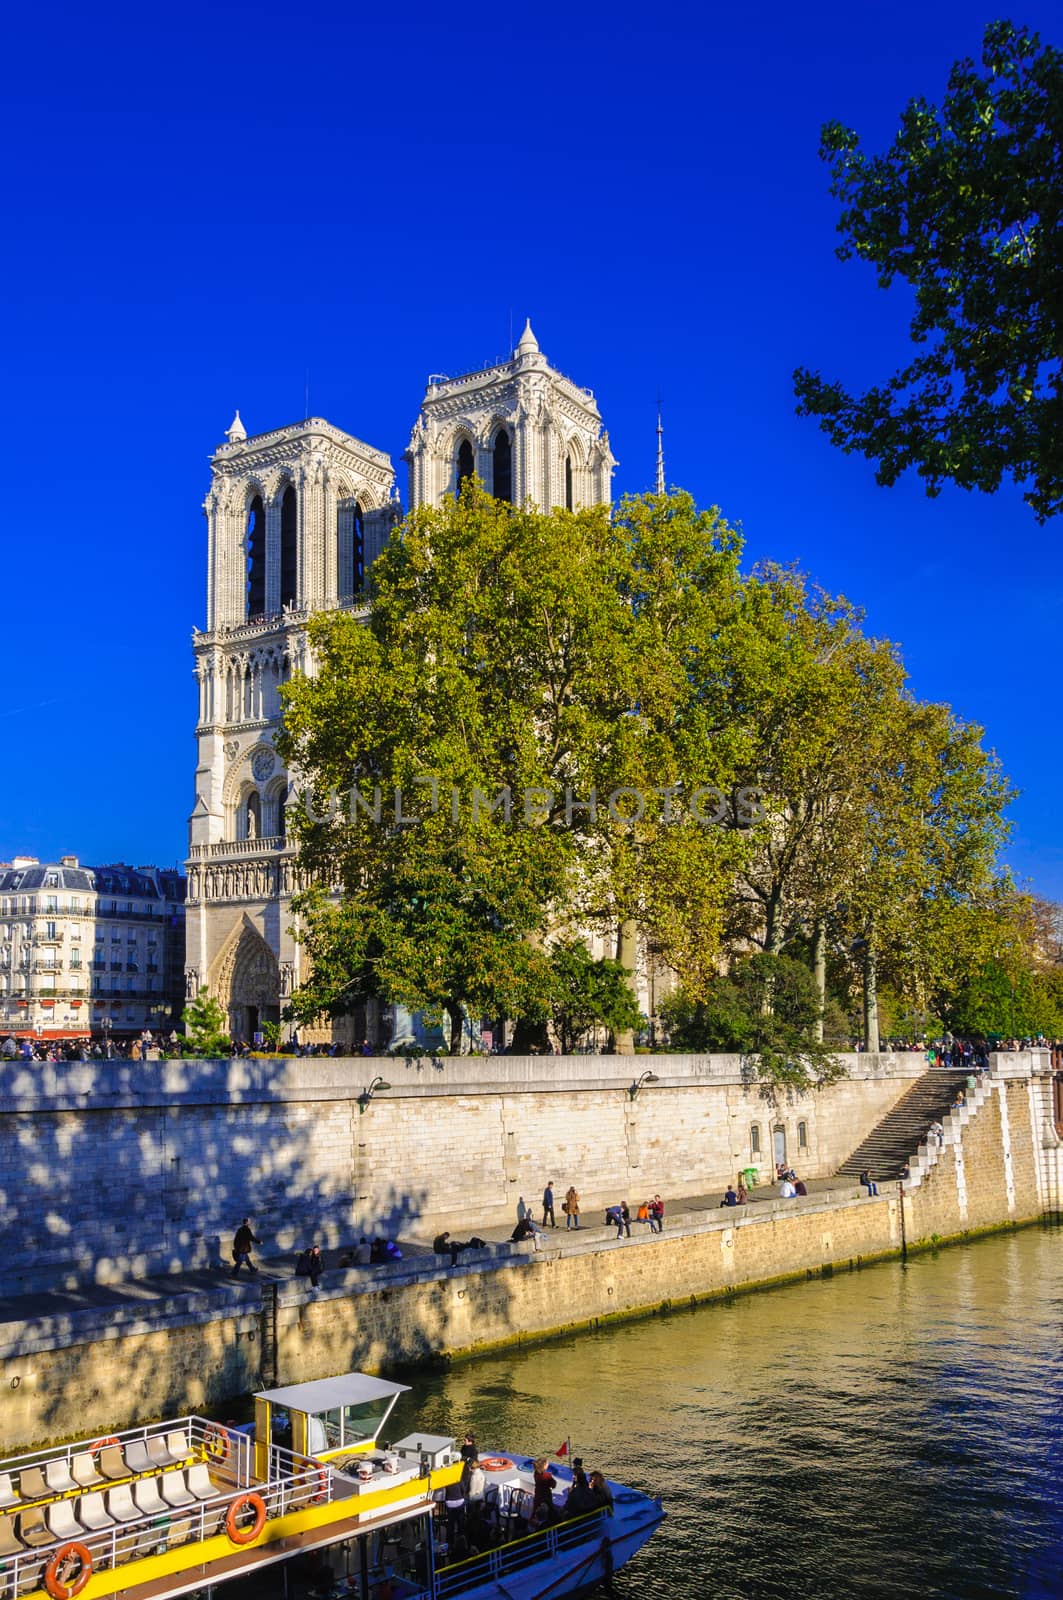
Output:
0 1173 883 1329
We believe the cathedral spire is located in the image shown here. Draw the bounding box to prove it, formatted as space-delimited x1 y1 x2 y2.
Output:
226 409 247 444
655 397 665 495
516 318 540 357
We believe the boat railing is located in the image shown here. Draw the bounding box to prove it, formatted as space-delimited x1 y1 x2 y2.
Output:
433 1507 608 1599
0 1420 336 1598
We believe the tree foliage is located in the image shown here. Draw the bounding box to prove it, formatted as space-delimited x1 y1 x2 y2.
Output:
545 939 644 1054
794 21 1063 521
660 953 844 1089
181 989 230 1058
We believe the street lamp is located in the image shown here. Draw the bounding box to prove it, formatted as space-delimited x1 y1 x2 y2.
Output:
358 1075 392 1115
628 1070 660 1101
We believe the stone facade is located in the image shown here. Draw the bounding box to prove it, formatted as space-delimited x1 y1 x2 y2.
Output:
0 855 185 1042
185 328 615 1041
0 1052 926 1296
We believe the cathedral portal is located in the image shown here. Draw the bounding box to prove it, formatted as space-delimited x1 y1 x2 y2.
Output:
208 915 281 1041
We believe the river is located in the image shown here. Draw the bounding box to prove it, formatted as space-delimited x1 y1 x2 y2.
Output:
388 1226 1063 1599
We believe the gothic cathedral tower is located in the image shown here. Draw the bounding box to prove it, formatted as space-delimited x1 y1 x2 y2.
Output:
186 327 613 1046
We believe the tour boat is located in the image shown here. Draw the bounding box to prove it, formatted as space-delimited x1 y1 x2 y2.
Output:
0 1373 665 1599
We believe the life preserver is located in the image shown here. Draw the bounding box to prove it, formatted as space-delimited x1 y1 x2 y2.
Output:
44 1543 93 1600
310 1466 328 1503
204 1424 231 1463
479 1456 514 1473
225 1491 267 1545
88 1435 119 1460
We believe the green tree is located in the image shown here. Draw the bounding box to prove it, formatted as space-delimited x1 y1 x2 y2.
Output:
660 953 843 1089
794 21 1063 521
180 989 230 1058
545 938 643 1054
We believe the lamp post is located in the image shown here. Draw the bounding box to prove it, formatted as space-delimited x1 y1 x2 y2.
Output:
628 1070 660 1101
358 1075 392 1115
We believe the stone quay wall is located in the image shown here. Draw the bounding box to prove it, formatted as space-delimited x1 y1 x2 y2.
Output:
0 1051 924 1296
1 1055 1056 1452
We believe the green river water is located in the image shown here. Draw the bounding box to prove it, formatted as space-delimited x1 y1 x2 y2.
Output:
386 1225 1063 1600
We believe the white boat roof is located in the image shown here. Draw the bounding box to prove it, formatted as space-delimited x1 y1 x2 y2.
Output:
255 1373 410 1411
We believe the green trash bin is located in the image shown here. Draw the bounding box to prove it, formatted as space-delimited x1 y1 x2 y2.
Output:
741 1165 759 1189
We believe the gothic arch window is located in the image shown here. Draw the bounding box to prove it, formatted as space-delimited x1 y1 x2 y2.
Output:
280 485 298 607
246 495 266 618
337 501 364 603
492 430 512 503
457 439 474 498
565 454 573 511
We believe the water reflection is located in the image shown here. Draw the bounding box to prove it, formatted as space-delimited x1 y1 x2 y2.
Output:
388 1227 1063 1599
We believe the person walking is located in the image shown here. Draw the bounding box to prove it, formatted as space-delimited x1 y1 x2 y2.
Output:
564 1185 580 1230
542 1181 556 1228
231 1217 261 1275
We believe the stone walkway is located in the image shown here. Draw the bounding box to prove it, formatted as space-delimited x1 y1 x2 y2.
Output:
2 1173 888 1328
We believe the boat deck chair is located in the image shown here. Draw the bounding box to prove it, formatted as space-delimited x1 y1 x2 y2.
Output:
46 1500 84 1543
71 1453 104 1490
0 1517 25 1557
123 1440 154 1475
146 1436 176 1471
160 1471 195 1511
0 1474 20 1511
104 1484 139 1525
15 1471 47 1505
165 1430 192 1466
15 1508 53 1548
133 1479 168 1519
185 1463 217 1501
45 1459 78 1497
164 1515 193 1549
97 1445 128 1483
77 1492 114 1535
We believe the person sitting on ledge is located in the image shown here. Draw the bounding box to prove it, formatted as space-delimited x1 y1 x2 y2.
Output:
736 1181 749 1204
778 1177 797 1199
721 1185 739 1207
434 1230 466 1267
511 1215 536 1243
859 1169 879 1197
793 1177 808 1196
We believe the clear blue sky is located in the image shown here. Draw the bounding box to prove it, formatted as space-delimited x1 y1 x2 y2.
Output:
2 2 1059 895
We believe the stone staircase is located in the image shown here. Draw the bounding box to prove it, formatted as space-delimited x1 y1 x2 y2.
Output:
836 1069 973 1180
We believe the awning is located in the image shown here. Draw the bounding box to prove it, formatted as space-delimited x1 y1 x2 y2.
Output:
255 1374 410 1412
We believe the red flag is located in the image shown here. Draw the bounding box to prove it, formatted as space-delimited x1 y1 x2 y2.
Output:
555 1440 569 1457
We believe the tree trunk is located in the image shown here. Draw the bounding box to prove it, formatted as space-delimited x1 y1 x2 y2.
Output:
613 918 639 1056
446 1000 466 1056
863 943 880 1055
811 918 826 1042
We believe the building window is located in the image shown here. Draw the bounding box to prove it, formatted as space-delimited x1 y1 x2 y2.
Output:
242 791 261 841
246 494 266 618
280 485 298 608
773 1125 787 1167
565 454 573 511
45 921 57 940
797 1120 808 1151
45 896 57 913
70 896 81 912
492 431 512 503
750 1124 761 1156
338 501 365 602
457 439 474 497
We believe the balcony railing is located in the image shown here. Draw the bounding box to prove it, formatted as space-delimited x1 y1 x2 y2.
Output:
188 836 286 859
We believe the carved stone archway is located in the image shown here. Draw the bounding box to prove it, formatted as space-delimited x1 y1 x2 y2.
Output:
208 914 281 1041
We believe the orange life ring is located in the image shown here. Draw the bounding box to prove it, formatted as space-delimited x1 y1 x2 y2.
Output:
310 1466 328 1504
88 1435 119 1460
44 1542 93 1600
225 1491 267 1545
479 1456 515 1473
204 1423 231 1463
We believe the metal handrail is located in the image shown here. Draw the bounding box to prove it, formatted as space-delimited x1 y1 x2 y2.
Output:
0 1420 334 1593
434 1506 606 1598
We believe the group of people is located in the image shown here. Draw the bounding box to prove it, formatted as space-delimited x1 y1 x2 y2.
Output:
603 1197 665 1237
230 1219 409 1285
440 1434 613 1565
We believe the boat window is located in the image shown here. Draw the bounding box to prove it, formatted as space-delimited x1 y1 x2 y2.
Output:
342 1396 395 1443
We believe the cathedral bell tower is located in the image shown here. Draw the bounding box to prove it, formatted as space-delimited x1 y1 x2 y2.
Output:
404 321 615 512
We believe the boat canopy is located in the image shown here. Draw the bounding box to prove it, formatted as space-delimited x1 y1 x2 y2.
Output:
255 1374 410 1412
253 1372 412 1465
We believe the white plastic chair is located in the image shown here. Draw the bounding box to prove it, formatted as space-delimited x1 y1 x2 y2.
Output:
185 1463 217 1501
133 1479 168 1518
105 1484 139 1523
45 1499 84 1542
165 1430 191 1463
0 1471 19 1509
71 1453 104 1489
77 1493 115 1533
160 1471 195 1510
146 1436 173 1470
45 1458 78 1496
124 1440 153 1475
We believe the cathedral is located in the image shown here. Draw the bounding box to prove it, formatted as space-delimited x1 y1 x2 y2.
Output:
185 325 616 1043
